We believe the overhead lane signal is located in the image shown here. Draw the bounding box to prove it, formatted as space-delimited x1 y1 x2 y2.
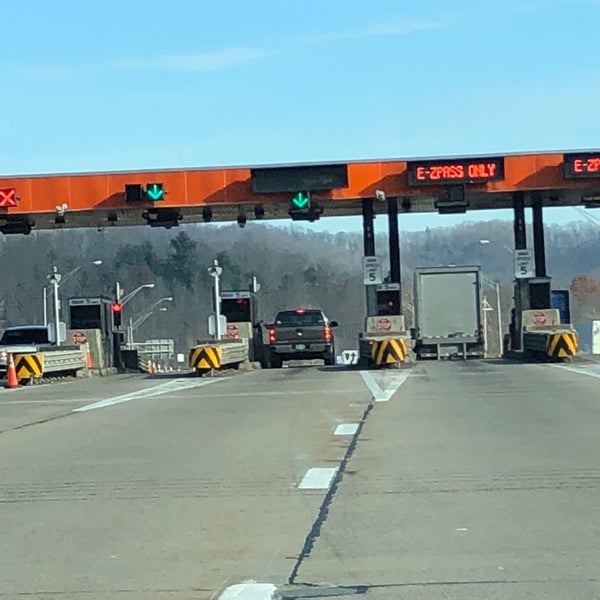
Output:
289 191 323 222
0 188 17 207
146 183 164 201
125 184 144 202
124 183 165 202
291 192 310 210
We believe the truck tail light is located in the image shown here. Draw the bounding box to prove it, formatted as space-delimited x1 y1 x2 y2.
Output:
268 328 277 344
324 324 333 342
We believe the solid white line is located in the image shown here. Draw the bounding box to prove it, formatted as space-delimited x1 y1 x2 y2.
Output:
73 378 222 412
298 467 337 490
206 389 364 398
554 364 600 381
0 399 93 405
220 582 277 600
334 423 359 436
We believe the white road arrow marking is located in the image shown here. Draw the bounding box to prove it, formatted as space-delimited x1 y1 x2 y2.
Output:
360 369 411 402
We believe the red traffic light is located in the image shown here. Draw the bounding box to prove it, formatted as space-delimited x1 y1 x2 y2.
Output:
112 302 122 313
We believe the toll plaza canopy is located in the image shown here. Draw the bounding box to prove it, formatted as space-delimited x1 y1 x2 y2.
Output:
0 149 599 232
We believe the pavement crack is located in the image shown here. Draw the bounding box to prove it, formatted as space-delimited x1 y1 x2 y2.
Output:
288 398 374 585
0 410 75 434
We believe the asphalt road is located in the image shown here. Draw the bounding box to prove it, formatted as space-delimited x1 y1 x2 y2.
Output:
1 360 600 599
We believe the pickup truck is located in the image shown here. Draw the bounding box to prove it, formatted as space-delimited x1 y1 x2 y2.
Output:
0 325 54 377
265 308 338 368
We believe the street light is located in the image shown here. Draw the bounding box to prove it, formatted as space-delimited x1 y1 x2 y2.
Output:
126 297 173 346
43 260 103 327
479 239 514 254
118 282 155 306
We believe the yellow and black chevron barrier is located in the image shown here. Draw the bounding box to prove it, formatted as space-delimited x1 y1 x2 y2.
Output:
189 346 223 371
14 353 44 381
546 332 578 359
370 338 407 366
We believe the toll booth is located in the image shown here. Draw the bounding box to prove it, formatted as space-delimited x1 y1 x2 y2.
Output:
220 291 257 325
220 290 262 361
376 283 401 316
68 296 114 368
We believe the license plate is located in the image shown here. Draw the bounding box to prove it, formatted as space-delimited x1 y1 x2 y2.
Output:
295 344 306 350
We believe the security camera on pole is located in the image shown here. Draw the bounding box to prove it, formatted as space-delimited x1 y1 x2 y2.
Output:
208 259 224 340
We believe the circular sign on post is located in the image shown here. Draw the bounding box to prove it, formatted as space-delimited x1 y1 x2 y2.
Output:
532 312 547 327
226 324 240 340
376 318 392 333
72 331 88 345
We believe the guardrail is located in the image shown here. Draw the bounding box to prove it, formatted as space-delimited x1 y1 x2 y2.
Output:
41 349 86 373
9 347 86 383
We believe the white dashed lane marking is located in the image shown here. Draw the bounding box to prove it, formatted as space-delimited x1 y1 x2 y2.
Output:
334 423 359 435
298 467 337 490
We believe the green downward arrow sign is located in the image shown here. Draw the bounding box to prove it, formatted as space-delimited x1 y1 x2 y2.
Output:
147 184 164 201
292 192 309 209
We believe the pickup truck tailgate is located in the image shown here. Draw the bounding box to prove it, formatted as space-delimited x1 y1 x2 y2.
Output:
274 325 325 343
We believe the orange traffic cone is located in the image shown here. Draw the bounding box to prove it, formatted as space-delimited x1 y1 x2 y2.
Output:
6 353 19 389
84 343 93 369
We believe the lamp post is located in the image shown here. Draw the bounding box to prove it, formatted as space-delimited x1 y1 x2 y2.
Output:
117 282 155 306
479 239 514 255
126 297 173 347
43 261 102 326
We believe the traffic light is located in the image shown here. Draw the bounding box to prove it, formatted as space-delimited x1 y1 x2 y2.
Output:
289 192 323 221
291 192 310 211
376 289 401 316
145 183 164 201
112 301 123 328
124 183 165 202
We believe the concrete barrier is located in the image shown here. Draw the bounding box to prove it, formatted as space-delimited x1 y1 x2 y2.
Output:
188 340 248 373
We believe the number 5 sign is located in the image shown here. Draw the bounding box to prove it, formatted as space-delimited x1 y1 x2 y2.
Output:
514 249 534 279
362 256 383 285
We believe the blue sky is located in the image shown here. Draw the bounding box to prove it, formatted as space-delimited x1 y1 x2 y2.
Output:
3 0 600 231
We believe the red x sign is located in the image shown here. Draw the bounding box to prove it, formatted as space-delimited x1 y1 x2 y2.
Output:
0 188 17 207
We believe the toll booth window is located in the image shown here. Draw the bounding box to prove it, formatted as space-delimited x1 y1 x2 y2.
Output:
70 305 102 329
0 328 50 345
221 299 251 323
